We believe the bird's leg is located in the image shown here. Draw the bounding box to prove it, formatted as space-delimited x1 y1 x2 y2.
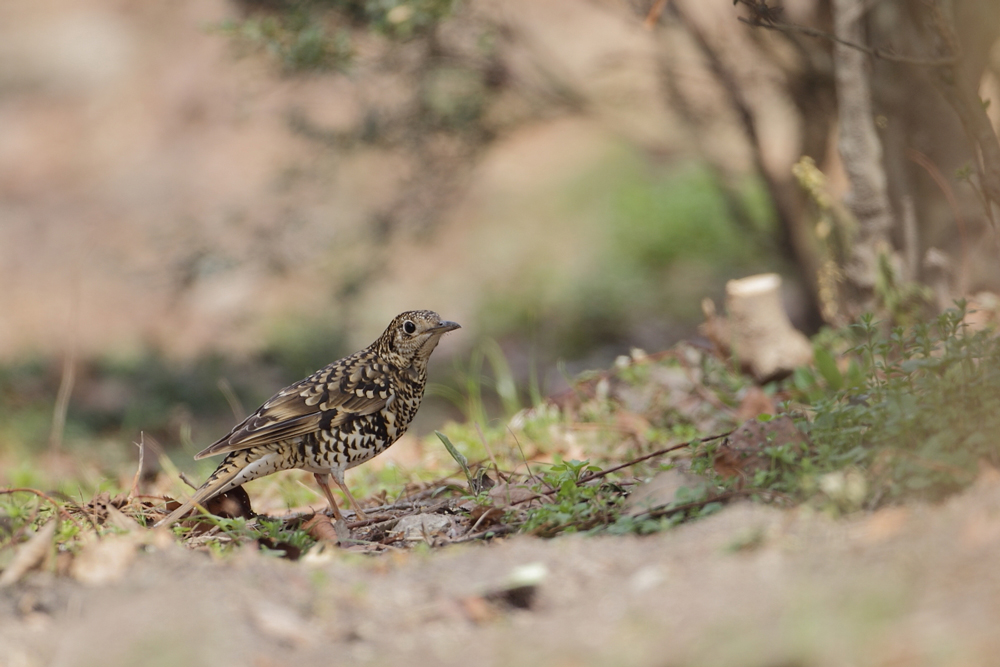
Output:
331 471 368 520
313 473 345 522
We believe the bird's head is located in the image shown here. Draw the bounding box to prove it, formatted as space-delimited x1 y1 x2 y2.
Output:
374 310 460 367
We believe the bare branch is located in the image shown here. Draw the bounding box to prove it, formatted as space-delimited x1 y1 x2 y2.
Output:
906 148 970 292
925 1 1000 222
672 3 824 316
734 0 958 67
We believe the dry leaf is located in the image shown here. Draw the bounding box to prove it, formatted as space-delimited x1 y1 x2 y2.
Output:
467 505 504 529
155 486 256 534
0 521 56 588
203 486 254 520
303 514 340 543
105 504 142 532
736 386 776 421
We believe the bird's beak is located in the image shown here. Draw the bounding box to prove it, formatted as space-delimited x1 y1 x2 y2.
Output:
431 320 461 333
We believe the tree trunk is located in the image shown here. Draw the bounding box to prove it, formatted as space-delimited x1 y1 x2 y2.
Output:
831 0 895 315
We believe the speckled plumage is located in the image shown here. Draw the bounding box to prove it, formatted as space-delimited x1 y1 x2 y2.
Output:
155 310 459 527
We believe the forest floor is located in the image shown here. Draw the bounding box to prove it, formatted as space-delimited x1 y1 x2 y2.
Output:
3 473 1000 667
5 316 1000 667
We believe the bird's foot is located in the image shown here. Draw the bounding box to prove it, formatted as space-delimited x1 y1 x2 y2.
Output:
333 517 351 542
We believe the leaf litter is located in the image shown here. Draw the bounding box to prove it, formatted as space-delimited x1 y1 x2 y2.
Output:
5 308 1000 665
1 340 795 586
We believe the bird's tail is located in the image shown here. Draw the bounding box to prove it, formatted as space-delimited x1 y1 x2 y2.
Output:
153 454 249 528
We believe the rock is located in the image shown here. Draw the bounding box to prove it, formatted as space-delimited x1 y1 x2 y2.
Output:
625 469 706 516
392 514 454 544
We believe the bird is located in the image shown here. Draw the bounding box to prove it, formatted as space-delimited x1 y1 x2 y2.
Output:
154 310 460 528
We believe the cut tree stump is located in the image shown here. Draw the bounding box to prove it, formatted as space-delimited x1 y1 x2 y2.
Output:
702 273 813 382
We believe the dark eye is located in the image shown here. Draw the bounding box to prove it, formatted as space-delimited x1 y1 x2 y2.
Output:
403 320 416 335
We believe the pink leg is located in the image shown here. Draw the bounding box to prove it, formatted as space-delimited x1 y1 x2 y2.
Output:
331 473 368 520
313 473 345 522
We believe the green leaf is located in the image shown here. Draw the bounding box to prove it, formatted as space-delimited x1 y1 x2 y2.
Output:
435 431 473 488
814 345 843 391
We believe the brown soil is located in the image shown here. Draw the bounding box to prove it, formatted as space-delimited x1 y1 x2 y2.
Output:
4 475 1000 667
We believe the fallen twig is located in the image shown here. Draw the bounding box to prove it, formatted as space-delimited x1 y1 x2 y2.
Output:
636 487 791 522
178 472 199 490
450 524 517 544
346 514 400 529
733 0 958 67
507 430 736 508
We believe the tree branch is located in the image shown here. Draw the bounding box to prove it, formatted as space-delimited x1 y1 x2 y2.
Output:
926 0 1000 225
734 0 959 67
672 2 824 319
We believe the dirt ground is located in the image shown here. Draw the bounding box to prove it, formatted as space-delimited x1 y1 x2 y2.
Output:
3 473 1000 667
3 1 1000 665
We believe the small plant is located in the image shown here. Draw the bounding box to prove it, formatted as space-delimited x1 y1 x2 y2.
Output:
432 338 524 427
519 459 618 537
685 304 1000 511
436 430 492 497
213 0 459 74
806 304 1000 501
174 514 315 558
760 304 1000 506
609 481 724 536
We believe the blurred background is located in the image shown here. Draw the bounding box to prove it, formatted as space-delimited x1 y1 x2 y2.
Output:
2 0 999 483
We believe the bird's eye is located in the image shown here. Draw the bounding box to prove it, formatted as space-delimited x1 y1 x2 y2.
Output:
403 320 416 335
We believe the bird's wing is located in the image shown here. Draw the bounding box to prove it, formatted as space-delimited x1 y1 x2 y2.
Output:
194 353 392 459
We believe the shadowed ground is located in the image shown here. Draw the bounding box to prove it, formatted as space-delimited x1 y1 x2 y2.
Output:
3 474 999 667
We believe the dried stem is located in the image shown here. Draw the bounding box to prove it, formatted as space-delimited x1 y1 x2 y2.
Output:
0 488 87 534
48 348 77 452
510 429 736 508
129 434 147 502
926 1 1000 227
216 378 245 420
49 289 80 452
906 148 970 292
